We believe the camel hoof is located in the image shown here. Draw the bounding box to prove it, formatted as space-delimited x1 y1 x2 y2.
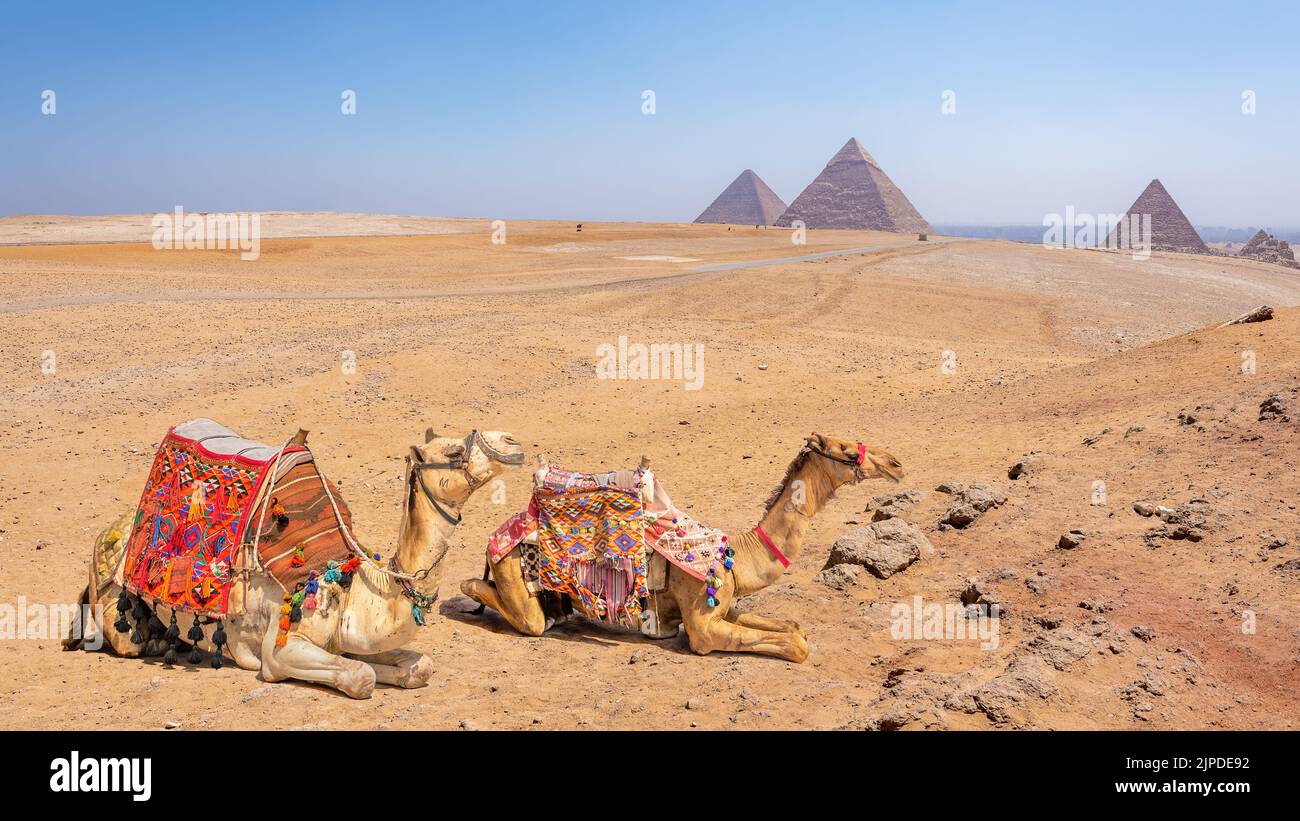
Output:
341 666 378 699
459 579 481 602
396 654 435 689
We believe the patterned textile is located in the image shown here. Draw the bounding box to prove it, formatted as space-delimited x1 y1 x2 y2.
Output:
642 472 727 581
121 428 283 617
249 460 357 592
519 541 542 594
487 498 537 563
536 486 647 627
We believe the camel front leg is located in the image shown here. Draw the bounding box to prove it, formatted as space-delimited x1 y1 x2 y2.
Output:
259 621 376 699
348 648 434 689
460 548 548 636
677 575 808 663
725 609 800 633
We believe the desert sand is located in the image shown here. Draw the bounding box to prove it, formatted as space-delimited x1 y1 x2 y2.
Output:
2 214 1298 730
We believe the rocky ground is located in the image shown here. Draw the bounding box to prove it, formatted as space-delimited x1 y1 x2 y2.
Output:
0 216 1297 729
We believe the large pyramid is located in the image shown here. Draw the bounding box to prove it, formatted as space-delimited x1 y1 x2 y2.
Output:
774 138 932 233
1106 179 1209 253
694 169 788 225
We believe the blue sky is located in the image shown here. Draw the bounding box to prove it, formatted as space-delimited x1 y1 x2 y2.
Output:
2 1 1297 225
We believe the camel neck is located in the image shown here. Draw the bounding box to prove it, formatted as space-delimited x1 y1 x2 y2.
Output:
734 458 831 592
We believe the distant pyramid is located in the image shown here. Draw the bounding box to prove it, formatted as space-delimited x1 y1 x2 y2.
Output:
774 138 931 233
1240 228 1271 254
1106 179 1208 253
694 169 788 225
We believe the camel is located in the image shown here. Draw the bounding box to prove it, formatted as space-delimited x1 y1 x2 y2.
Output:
66 426 524 698
461 433 902 662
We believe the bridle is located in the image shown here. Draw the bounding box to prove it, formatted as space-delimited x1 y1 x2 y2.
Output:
407 429 525 526
806 441 869 482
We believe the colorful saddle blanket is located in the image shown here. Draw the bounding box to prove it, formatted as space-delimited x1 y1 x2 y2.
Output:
487 465 729 624
120 421 292 617
536 484 648 627
119 419 361 617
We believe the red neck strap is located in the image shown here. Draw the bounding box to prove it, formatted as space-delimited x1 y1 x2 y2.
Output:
753 526 791 569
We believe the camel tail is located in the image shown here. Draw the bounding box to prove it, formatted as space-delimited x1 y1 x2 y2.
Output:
866 446 905 483
61 584 90 651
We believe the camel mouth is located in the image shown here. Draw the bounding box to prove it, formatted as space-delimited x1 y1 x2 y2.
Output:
477 432 526 466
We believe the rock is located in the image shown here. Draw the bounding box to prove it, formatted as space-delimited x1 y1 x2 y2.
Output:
939 484 1007 529
1259 394 1289 422
1131 625 1155 642
1025 571 1056 594
685 697 701 711
970 656 1057 725
1177 410 1198 426
1026 627 1095 670
1008 452 1048 480
1221 304 1276 325
1082 428 1111 446
1133 500 1157 517
960 577 1006 614
934 480 964 494
1057 529 1088 550
814 563 863 591
1124 425 1146 437
824 518 929 578
865 488 927 520
459 719 480 731
163 720 182 730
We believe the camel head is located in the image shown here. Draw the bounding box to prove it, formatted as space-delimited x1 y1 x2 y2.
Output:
804 432 905 487
406 428 526 509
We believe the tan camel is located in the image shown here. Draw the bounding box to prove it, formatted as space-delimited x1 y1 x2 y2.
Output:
461 433 902 662
66 427 524 698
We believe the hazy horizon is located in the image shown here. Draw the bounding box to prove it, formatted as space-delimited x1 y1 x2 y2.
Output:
3 1 1298 226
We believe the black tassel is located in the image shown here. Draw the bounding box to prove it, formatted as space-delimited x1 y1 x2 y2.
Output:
129 597 149 644
147 609 165 635
210 620 227 669
163 611 180 665
114 590 132 633
186 616 205 665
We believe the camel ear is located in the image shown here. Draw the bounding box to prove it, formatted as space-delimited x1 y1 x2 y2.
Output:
806 432 826 448
535 453 549 468
409 445 424 465
424 427 436 444
638 454 651 470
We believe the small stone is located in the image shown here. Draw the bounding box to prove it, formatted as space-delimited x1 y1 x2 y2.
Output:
1057 529 1088 550
1131 625 1156 642
164 720 182 730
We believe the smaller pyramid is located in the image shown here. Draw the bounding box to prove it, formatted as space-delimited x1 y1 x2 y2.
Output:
694 169 788 225
1106 179 1208 254
1240 229 1271 255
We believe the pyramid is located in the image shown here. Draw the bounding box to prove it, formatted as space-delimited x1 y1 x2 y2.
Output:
1106 179 1208 253
1240 229 1271 255
774 138 932 233
694 169 788 225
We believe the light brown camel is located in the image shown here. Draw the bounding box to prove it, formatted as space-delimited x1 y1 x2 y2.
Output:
66 427 524 698
461 433 902 662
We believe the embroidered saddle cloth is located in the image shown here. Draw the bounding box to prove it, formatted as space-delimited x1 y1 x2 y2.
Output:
487 465 728 623
118 419 359 617
119 420 294 617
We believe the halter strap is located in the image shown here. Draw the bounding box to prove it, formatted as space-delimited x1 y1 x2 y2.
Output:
753 526 791 569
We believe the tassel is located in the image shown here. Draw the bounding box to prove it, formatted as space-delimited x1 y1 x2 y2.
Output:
186 616 205 664
163 611 180 665
210 621 227 669
278 615 290 631
275 633 287 647
129 597 149 644
114 590 132 634
412 603 425 627
304 594 317 610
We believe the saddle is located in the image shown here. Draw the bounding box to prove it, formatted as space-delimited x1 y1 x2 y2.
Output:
487 462 729 631
117 419 358 619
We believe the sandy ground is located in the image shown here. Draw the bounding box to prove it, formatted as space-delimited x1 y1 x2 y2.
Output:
1 216 1298 730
